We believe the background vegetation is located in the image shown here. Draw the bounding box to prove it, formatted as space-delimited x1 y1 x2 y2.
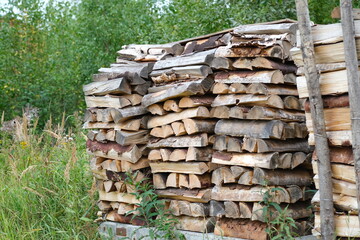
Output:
0 0 357 239
0 0 350 126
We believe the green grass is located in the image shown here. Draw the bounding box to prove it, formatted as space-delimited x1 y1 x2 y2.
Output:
0 115 99 240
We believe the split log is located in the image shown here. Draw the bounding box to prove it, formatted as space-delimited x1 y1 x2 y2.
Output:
312 161 355 183
214 70 285 84
313 214 360 238
178 174 189 188
227 137 243 152
166 173 179 188
210 106 230 119
85 96 131 108
147 104 166 116
292 40 360 66
228 83 247 94
212 151 280 169
213 135 228 151
211 185 292 203
147 133 208 148
117 203 135 215
309 131 352 146
163 100 181 112
155 188 211 203
169 149 187 161
186 147 212 162
142 77 214 107
251 202 312 222
246 83 298 96
103 180 116 192
153 49 215 70
314 175 357 197
215 45 287 60
110 106 148 123
210 200 225 217
83 78 131 95
153 173 167 189
115 130 149 145
242 138 310 153
160 149 171 161
211 94 284 109
98 191 140 204
182 119 216 135
147 106 210 128
149 162 210 174
121 158 149 172
224 201 241 219
133 81 151 95
212 82 229 94
178 96 215 108
283 96 301 110
237 170 253 185
97 201 111 211
189 174 212 189
175 216 215 233
215 119 287 139
233 57 297 73
304 94 349 112
105 211 145 226
148 149 162 162
86 140 142 163
306 107 350 132
228 106 249 119
214 218 267 240
252 168 312 186
297 69 349 98
234 22 297 35
246 106 305 122
211 57 233 70
149 125 174 138
171 122 187 136
118 118 142 131
96 109 113 122
150 65 212 84
313 147 353 165
312 191 358 212
169 200 209 217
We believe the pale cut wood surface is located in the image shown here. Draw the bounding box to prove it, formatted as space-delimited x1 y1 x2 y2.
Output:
297 69 349 98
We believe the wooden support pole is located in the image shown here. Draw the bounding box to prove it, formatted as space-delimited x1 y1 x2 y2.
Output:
295 0 335 239
340 0 360 226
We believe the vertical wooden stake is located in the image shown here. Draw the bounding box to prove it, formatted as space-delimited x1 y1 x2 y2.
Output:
295 0 335 239
340 0 360 226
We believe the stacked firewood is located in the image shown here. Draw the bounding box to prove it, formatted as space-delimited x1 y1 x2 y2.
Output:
292 21 360 238
83 43 185 224
143 49 218 233
84 19 316 239
206 23 313 239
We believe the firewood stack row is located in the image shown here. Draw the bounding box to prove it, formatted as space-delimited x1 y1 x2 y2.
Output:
292 21 360 238
141 21 314 238
205 23 313 239
83 19 316 239
83 42 186 224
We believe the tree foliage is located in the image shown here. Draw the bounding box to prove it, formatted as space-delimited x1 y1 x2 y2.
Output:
0 0 347 126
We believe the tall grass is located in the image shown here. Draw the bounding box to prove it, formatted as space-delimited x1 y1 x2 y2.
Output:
0 114 98 240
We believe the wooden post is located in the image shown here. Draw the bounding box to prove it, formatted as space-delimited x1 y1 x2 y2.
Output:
295 0 335 239
340 0 360 225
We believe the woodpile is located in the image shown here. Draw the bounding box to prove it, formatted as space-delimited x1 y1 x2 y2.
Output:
84 19 315 239
292 20 360 238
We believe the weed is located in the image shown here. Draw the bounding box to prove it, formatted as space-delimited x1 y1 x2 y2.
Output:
259 187 299 240
123 172 185 240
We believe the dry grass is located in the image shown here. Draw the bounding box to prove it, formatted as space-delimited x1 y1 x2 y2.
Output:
0 113 99 239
